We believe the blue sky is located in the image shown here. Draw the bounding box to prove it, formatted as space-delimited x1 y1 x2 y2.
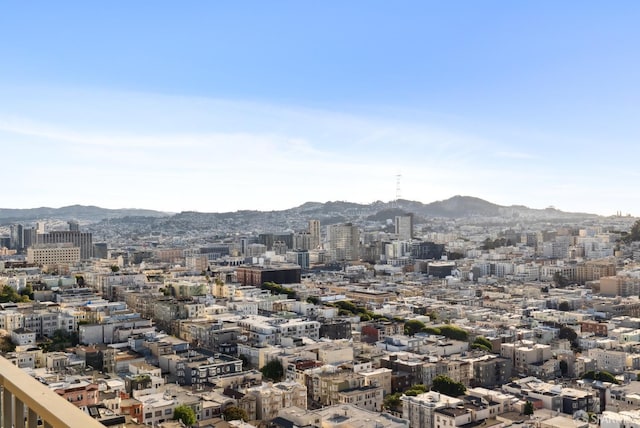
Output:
1 2 638 215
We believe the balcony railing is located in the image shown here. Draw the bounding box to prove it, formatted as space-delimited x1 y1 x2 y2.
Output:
0 356 104 428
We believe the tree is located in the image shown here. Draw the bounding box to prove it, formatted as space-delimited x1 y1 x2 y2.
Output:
0 285 26 303
558 326 577 343
431 375 466 397
383 392 402 411
446 251 464 260
173 404 196 426
558 301 570 311
404 320 426 336
110 265 120 273
582 370 618 384
0 335 15 353
238 353 250 369
623 219 640 243
19 284 33 301
559 360 568 377
472 336 493 352
223 406 248 422
260 360 284 381
438 325 469 341
553 272 569 288
523 401 534 416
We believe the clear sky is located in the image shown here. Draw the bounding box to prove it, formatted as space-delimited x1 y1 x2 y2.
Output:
1 1 638 215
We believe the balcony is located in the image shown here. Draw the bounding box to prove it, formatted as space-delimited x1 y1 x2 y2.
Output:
0 356 104 428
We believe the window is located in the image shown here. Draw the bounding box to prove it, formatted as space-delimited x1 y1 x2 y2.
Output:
165 409 172 415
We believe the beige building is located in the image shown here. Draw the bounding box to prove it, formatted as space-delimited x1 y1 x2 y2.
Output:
402 391 462 428
501 342 552 375
600 276 640 297
27 244 80 267
360 367 392 395
247 381 307 421
337 384 383 411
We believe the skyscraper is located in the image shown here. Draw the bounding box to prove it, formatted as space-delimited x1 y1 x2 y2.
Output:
327 223 360 261
395 214 414 241
309 219 321 249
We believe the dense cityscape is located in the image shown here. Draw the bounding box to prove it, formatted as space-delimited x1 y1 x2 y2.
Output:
0 197 639 428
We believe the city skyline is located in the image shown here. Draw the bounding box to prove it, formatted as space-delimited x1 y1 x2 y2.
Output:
2 2 639 216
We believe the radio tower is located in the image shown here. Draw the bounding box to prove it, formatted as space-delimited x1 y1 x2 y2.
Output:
394 173 402 208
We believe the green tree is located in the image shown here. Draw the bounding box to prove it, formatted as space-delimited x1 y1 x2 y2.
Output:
472 336 493 352
260 359 284 381
223 406 248 422
582 370 618 384
558 326 578 344
383 392 402 410
0 285 23 303
553 272 569 288
422 326 441 335
19 284 33 301
404 384 428 396
238 353 250 369
306 296 320 305
404 320 426 336
173 404 196 426
0 335 16 353
523 401 535 416
431 375 466 397
438 325 469 341
623 219 640 243
110 265 120 273
559 360 568 377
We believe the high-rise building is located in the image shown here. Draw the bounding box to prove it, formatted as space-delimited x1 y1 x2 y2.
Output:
37 230 93 259
327 223 360 261
309 219 321 249
68 220 80 232
395 214 414 241
9 224 24 251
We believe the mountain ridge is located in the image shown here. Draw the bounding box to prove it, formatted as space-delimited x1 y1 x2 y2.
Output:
0 196 601 224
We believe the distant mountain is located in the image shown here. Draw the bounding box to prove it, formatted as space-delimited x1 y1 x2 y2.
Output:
0 205 169 224
292 196 597 222
0 196 600 229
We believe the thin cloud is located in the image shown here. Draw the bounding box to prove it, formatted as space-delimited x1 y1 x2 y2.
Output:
495 151 537 160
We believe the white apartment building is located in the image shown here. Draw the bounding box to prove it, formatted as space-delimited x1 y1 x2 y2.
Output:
27 245 80 266
402 391 462 428
247 381 307 421
587 348 627 374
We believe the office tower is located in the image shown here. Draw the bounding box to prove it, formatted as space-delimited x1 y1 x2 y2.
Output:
93 242 109 259
293 231 311 250
37 230 93 259
23 227 36 249
309 219 321 249
36 221 46 234
327 223 360 261
9 224 24 251
395 214 414 241
68 220 80 232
